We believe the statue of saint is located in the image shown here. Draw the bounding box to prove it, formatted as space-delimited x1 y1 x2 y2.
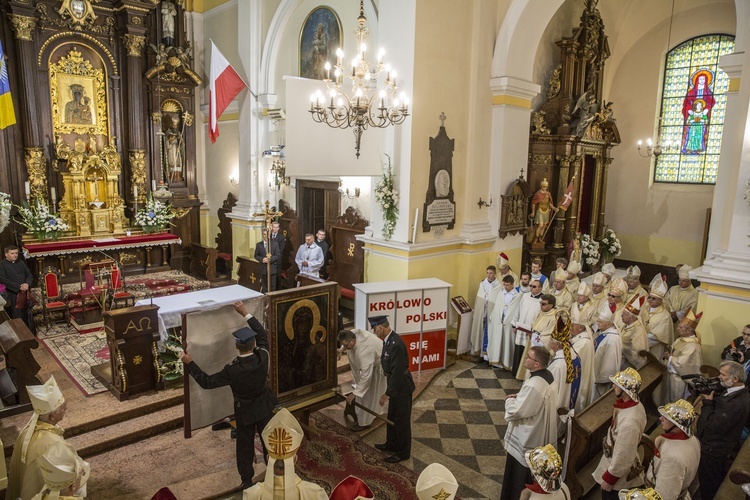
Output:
311 23 328 80
529 178 557 245
161 0 177 46
164 114 184 182
64 84 93 125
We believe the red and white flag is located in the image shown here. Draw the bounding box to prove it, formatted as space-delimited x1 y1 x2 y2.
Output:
559 178 575 210
209 41 247 143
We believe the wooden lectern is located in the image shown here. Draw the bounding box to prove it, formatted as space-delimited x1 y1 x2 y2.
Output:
92 305 164 401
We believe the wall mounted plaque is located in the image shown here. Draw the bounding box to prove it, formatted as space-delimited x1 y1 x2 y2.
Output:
423 114 456 232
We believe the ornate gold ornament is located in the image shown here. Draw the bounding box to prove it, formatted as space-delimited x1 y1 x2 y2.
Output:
25 148 49 202
9 14 36 41
128 149 147 202
49 47 109 136
57 0 97 25
122 34 146 57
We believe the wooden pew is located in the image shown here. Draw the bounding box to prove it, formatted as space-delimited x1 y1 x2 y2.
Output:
0 317 42 418
719 437 750 499
189 243 217 282
564 351 664 499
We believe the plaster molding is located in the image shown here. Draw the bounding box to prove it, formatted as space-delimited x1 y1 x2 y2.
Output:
489 76 540 101
719 52 745 81
697 249 750 291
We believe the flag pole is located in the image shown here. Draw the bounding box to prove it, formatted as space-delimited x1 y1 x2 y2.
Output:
209 38 257 100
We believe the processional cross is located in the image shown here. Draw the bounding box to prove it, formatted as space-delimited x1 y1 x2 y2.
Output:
253 200 283 293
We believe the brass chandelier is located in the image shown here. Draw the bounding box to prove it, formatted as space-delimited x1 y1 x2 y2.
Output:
309 0 409 159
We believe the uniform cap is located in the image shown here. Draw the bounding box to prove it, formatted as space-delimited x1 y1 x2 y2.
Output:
329 476 374 500
416 463 459 500
367 315 388 328
618 488 664 500
610 367 642 401
524 444 563 493
232 326 257 344
658 399 696 436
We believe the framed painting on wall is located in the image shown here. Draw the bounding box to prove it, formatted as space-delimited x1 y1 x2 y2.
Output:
299 6 342 80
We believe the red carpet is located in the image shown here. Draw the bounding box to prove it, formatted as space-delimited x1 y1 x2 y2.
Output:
297 413 421 499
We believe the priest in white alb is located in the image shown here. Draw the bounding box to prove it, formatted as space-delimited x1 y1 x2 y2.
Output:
487 274 520 370
336 329 387 430
571 320 595 412
470 265 502 361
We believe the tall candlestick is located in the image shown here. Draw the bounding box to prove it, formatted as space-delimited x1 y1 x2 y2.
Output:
24 181 30 196
50 187 56 202
152 180 157 191
134 185 138 198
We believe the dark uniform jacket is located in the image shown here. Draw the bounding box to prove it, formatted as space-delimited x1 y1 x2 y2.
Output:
697 387 750 457
186 316 278 424
381 330 415 398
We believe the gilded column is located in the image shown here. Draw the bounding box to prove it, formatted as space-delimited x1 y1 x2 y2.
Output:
8 14 41 149
24 148 47 203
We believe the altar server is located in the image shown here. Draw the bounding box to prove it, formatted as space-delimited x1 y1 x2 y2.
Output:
295 233 325 278
470 265 502 361
487 274 519 369
337 329 387 430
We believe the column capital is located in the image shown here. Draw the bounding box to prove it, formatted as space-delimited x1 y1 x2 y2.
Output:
9 14 36 41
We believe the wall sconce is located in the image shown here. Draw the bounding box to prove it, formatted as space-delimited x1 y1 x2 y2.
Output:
477 196 493 209
338 186 361 199
229 174 239 187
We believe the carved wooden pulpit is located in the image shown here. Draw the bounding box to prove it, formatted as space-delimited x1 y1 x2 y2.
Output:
92 305 163 401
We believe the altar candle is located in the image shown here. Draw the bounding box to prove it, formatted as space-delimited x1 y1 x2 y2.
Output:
24 181 30 196
134 185 138 198
50 187 56 202
152 180 157 191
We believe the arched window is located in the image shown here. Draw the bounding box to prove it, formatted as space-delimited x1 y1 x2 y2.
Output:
654 34 735 184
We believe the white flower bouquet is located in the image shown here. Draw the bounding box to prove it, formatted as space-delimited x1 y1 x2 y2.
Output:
15 199 69 240
374 154 399 240
597 227 622 262
134 194 175 233
0 192 11 233
580 233 600 266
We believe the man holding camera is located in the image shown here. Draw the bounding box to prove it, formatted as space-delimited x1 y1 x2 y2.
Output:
696 360 750 499
721 324 750 363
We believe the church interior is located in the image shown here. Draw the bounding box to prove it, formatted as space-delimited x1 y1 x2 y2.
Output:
0 0 749 498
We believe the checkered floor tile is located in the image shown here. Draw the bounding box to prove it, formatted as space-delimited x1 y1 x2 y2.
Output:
410 361 522 499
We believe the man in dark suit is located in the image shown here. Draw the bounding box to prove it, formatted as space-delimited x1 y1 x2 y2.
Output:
254 229 281 292
0 245 34 330
270 221 285 290
369 315 415 463
697 360 750 499
315 229 330 279
180 301 278 490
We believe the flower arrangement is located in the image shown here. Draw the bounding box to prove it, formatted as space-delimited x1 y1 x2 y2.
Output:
374 154 399 240
134 194 175 233
0 192 11 233
597 227 622 263
580 233 600 266
15 199 69 240
158 328 184 383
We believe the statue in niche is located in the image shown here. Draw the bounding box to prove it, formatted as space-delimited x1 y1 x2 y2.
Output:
161 0 177 46
529 178 557 245
64 84 93 125
163 113 185 182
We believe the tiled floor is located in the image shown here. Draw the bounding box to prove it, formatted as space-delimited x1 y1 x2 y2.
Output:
362 360 522 500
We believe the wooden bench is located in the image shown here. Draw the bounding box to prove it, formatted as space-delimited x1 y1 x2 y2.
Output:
189 243 218 283
718 436 750 499
564 351 665 499
235 255 263 293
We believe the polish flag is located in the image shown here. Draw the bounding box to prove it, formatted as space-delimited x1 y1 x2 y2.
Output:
559 178 575 210
209 41 247 143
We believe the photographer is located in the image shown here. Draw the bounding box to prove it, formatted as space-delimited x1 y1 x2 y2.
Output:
696 360 750 499
721 324 750 363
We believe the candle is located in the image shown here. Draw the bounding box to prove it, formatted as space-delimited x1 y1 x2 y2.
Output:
24 181 30 195
152 180 157 191
134 185 138 198
50 187 56 202
412 208 419 244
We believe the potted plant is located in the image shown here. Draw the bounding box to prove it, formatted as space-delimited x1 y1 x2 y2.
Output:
374 154 399 240
15 199 69 240
134 194 175 234
597 227 622 265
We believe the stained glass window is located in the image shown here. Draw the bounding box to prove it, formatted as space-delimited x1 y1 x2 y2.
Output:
654 34 735 184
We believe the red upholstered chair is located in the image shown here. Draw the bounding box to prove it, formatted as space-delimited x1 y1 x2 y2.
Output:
41 266 69 329
110 265 135 308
